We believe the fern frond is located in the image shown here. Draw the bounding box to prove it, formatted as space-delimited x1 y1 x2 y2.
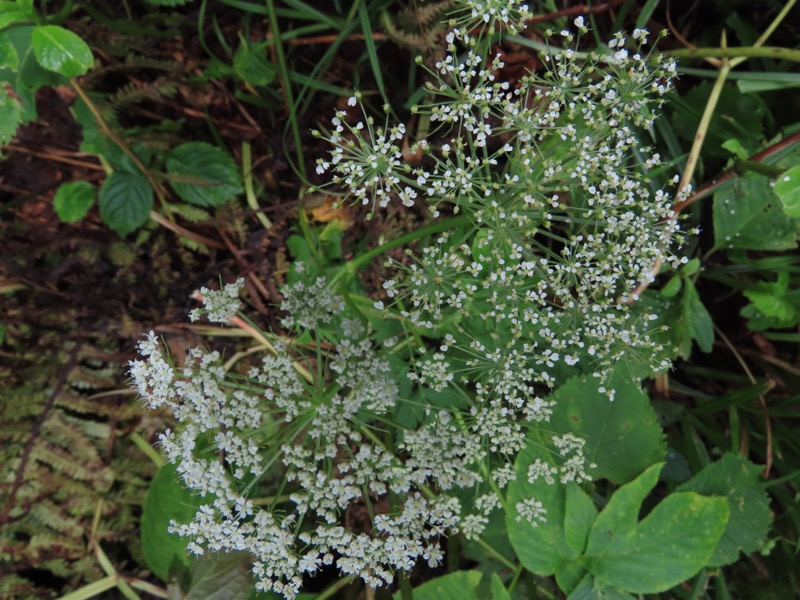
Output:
169 203 212 223
108 77 179 111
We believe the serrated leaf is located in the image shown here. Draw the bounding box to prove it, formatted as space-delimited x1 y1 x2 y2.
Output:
683 280 714 353
31 25 93 77
393 571 482 600
713 176 799 250
548 375 666 484
98 171 153 237
743 271 797 325
585 464 729 594
141 462 208 581
677 453 771 566
0 82 22 146
775 165 800 217
53 180 95 222
166 142 243 206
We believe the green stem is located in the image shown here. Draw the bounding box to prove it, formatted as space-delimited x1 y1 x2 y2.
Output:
242 142 273 229
266 0 307 180
679 47 731 192
667 46 800 64
398 572 414 600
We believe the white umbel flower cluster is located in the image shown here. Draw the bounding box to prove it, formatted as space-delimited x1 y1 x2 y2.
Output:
134 278 548 598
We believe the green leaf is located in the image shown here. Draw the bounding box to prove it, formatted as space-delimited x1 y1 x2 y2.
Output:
564 484 598 556
0 82 22 146
233 36 275 87
98 171 153 237
659 275 682 298
186 552 254 600
677 453 771 567
683 280 714 353
489 573 511 600
392 571 482 600
31 25 93 77
585 464 729 594
53 181 95 222
775 165 800 217
0 1 35 30
548 375 666 484
166 142 243 206
713 176 799 250
506 436 571 576
568 575 634 599
0 35 19 70
141 462 208 581
0 27 61 122
743 271 797 325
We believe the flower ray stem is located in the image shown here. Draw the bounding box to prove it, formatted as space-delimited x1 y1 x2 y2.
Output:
327 214 471 288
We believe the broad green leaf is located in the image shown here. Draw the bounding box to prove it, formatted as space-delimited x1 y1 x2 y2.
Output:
490 573 511 600
0 27 61 122
166 141 243 206
233 36 275 87
775 165 800 217
677 453 771 567
98 171 153 237
585 464 729 593
586 464 663 556
564 484 598 556
713 176 799 250
506 434 572 576
0 82 22 146
392 571 482 600
683 281 714 353
53 181 95 222
141 462 208 581
31 25 93 77
186 552 254 600
568 575 634 600
548 375 665 484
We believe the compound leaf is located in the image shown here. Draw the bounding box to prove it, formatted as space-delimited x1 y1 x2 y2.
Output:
585 464 729 593
677 453 771 567
549 375 665 484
